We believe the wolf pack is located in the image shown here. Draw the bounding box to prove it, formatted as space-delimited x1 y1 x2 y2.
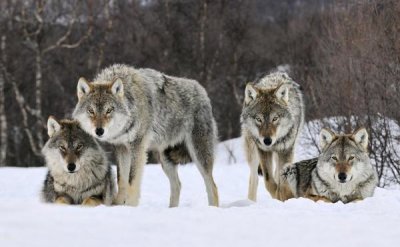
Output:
41 64 378 207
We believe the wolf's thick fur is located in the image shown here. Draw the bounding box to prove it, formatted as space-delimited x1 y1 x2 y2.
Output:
241 72 304 201
282 128 378 203
41 117 115 206
73 64 219 207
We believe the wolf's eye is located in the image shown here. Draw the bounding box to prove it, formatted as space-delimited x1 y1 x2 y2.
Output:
59 146 66 152
331 156 338 161
272 116 279 122
348 156 355 161
255 116 262 123
87 108 95 116
76 143 83 151
106 107 114 114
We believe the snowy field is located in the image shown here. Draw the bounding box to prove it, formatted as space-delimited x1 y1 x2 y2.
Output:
1 138 400 247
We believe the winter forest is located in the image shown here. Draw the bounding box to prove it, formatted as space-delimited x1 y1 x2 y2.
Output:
1 0 400 187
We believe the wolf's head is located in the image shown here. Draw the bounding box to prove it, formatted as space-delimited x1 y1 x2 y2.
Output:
72 77 131 141
317 127 371 184
241 82 293 150
42 117 100 174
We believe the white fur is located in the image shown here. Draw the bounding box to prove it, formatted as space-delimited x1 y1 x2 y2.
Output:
275 84 289 104
320 128 335 150
353 128 368 150
111 78 124 97
47 117 61 137
77 77 91 100
244 84 258 105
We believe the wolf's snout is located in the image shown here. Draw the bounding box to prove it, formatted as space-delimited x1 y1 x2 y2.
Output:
67 163 76 173
95 128 104 137
263 137 272 146
338 172 347 183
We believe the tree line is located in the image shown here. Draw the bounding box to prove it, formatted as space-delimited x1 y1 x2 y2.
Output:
0 0 399 186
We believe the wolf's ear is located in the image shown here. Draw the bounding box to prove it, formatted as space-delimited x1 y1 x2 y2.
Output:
320 128 335 150
244 83 258 105
77 77 91 100
47 116 61 137
352 127 369 150
111 78 124 97
275 84 290 104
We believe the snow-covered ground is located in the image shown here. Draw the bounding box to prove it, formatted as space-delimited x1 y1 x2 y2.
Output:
1 138 400 247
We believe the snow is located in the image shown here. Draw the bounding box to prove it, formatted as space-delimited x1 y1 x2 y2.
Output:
1 138 400 247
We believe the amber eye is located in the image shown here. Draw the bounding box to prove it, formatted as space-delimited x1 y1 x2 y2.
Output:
106 107 114 114
348 156 355 161
59 146 66 152
272 116 279 122
87 108 95 115
255 116 262 123
76 143 83 151
331 156 338 161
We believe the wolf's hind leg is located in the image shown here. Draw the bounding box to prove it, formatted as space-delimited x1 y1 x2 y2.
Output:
186 134 219 207
245 136 259 201
160 151 181 207
114 144 131 205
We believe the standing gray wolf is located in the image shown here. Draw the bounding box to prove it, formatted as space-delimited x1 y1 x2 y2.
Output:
73 64 219 207
41 117 115 206
241 72 304 201
282 127 378 203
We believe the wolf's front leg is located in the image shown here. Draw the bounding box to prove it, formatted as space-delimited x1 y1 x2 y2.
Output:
82 197 102 207
125 136 150 206
245 136 260 202
276 150 295 201
55 196 72 205
258 151 278 199
114 144 131 205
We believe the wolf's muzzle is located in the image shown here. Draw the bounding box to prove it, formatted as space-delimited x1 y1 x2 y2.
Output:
263 137 272 146
95 128 104 137
338 172 347 183
67 163 76 173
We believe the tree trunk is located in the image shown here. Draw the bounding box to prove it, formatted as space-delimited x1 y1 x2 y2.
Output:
0 36 7 166
34 50 44 148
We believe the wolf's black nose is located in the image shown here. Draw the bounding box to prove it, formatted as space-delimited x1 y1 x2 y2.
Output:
95 128 104 137
67 163 76 172
338 172 347 182
263 137 272 146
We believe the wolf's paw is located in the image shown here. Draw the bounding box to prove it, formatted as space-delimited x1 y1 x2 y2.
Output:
55 196 71 205
82 197 102 207
113 194 126 205
125 195 139 207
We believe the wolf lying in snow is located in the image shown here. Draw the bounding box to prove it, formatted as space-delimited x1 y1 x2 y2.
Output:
282 128 378 203
42 117 115 206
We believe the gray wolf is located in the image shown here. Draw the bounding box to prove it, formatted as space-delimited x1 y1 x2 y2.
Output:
282 127 378 203
73 64 219 207
41 117 115 206
241 72 304 201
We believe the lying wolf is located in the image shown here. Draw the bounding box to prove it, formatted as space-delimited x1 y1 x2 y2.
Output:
73 64 219 207
241 72 304 201
282 127 378 203
41 117 115 206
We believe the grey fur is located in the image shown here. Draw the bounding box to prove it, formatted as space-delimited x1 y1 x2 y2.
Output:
73 64 219 207
241 72 304 201
41 118 115 206
282 129 378 203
